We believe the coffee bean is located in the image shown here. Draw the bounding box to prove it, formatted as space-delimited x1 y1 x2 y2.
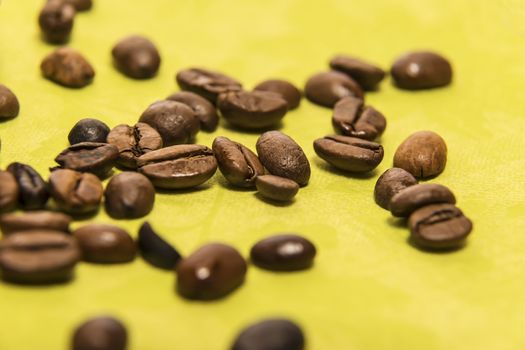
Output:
112 35 161 79
304 71 364 108
409 203 472 250
391 51 453 90
253 79 302 110
313 135 384 173
106 123 163 168
48 169 103 214
0 231 80 284
374 168 418 210
68 118 110 145
176 243 247 300
255 175 299 202
104 172 155 219
39 0 75 44
167 91 219 132
218 90 288 130
138 222 181 270
250 234 316 271
54 142 119 178
329 55 386 91
65 0 92 11
393 131 447 179
212 136 264 188
389 183 456 217
231 318 305 350
332 96 386 140
41 48 95 88
137 144 217 189
176 67 242 103
0 84 20 119
7 162 49 210
72 316 127 350
0 171 19 212
73 224 136 263
256 131 311 186
138 100 199 146
0 211 71 235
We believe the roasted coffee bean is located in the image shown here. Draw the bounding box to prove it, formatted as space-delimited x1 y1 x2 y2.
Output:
0 211 71 235
409 203 472 250
255 175 299 202
65 0 92 11
212 136 264 188
48 169 103 214
139 100 199 146
68 118 110 145
0 171 19 212
253 79 302 110
176 67 242 103
304 71 363 108
0 84 20 119
0 231 80 284
332 96 386 140
177 243 247 300
231 319 305 350
41 48 95 88
7 162 49 210
72 316 127 350
104 172 155 219
329 55 386 91
374 168 418 210
167 91 219 132
112 35 161 79
391 51 453 90
393 131 447 179
256 131 310 186
250 234 316 271
73 224 136 263
389 183 456 217
137 144 217 189
138 222 181 270
39 0 75 44
218 90 288 130
107 123 163 168
54 142 118 178
313 135 383 173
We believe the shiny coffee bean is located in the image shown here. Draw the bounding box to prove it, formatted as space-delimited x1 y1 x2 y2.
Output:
332 96 386 140
0 211 71 235
313 135 384 173
104 172 155 219
231 318 305 350
393 131 447 179
7 162 49 210
250 234 316 271
374 168 418 210
73 224 136 263
167 91 219 132
138 222 181 270
72 316 128 350
391 51 453 90
329 55 385 91
65 0 92 11
256 131 311 186
176 67 242 103
39 0 75 44
54 142 118 178
253 79 302 110
48 169 103 214
41 48 95 88
390 183 456 217
255 175 299 202
304 71 363 108
112 35 161 79
0 171 19 212
0 84 20 119
68 118 110 145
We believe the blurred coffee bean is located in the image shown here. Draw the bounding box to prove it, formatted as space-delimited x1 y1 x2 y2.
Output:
138 222 181 270
54 142 118 178
73 224 136 263
231 318 305 350
48 169 103 214
68 118 110 145
0 84 20 119
256 175 299 202
374 168 418 210
7 162 49 210
250 234 316 271
167 91 219 132
104 172 155 219
330 55 385 90
0 171 19 212
72 316 128 350
391 51 452 90
176 67 242 103
39 0 75 44
253 79 302 110
41 48 95 88
0 211 71 235
304 71 363 108
65 0 92 11
112 35 161 79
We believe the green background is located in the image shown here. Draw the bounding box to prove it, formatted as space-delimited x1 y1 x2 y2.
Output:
1 0 525 349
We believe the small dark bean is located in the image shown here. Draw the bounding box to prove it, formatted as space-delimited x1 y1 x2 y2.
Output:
41 48 95 88
72 316 128 350
68 118 110 145
39 0 75 44
7 162 49 210
54 142 118 178
65 0 92 11
0 171 19 212
176 67 242 103
73 224 136 263
329 55 386 91
231 318 305 350
304 71 363 108
332 96 386 140
112 35 161 79
391 51 453 90
138 222 181 270
104 172 155 219
250 234 316 271
0 84 20 119
255 175 299 202
0 211 71 235
167 91 219 132
48 169 103 214
253 79 302 110
374 168 418 210
389 183 456 217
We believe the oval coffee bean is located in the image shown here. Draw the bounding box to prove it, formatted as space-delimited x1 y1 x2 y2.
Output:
0 84 20 119
167 91 219 132
41 48 95 88
137 144 217 189
72 316 128 350
253 79 302 110
38 0 75 44
256 131 311 186
332 96 386 140
104 172 155 219
54 142 119 178
255 175 299 202
68 118 110 145
391 51 453 90
112 35 161 79
48 169 103 214
66 0 92 11
73 224 136 263
393 131 447 179
250 234 316 271
374 168 418 210
138 222 182 270
7 162 49 210
304 71 363 108
409 203 472 250
0 211 71 235
313 135 384 173
231 318 305 350
389 183 456 217
176 67 242 103
0 171 19 212
329 55 386 91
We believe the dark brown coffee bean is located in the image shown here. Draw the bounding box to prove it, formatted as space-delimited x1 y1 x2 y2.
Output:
104 172 155 219
253 79 302 110
138 222 181 270
389 183 456 217
329 55 385 91
0 84 20 119
374 168 418 210
72 316 127 350
7 162 49 210
256 131 311 186
73 224 136 263
0 171 19 212
112 35 161 79
65 0 92 11
39 0 75 44
48 169 103 214
107 123 163 169
250 234 316 271
177 243 247 300
0 231 80 284
41 48 95 88
304 71 364 108
137 144 217 189
0 211 71 235
68 118 110 145
255 175 299 202
166 91 219 132
54 142 118 178
391 51 452 90
409 203 472 250
231 319 305 350
212 136 264 188
332 96 386 140
313 135 384 173
176 67 242 103
393 131 447 179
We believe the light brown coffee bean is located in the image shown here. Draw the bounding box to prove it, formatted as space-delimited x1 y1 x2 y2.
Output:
104 172 155 219
48 169 103 214
73 224 136 263
256 175 299 202
41 48 95 88
0 211 72 235
374 168 418 210
390 183 456 217
0 84 20 119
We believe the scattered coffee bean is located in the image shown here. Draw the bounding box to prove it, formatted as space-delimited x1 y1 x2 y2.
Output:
107 123 163 168
250 234 316 271
54 142 118 178
393 131 447 179
389 183 456 217
72 316 128 350
176 243 247 300
374 168 418 210
329 55 386 91
41 48 95 88
112 35 161 79
0 211 71 235
7 162 49 210
138 222 181 270
313 135 384 173
48 169 103 214
68 118 110 145
255 175 299 202
231 318 305 350
39 0 75 44
332 96 386 140
104 172 155 219
176 67 242 103
0 171 19 212
304 71 363 108
73 224 136 263
253 79 302 110
0 84 20 119
256 131 311 186
65 0 92 11
137 144 217 189
167 91 219 132
391 51 453 90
